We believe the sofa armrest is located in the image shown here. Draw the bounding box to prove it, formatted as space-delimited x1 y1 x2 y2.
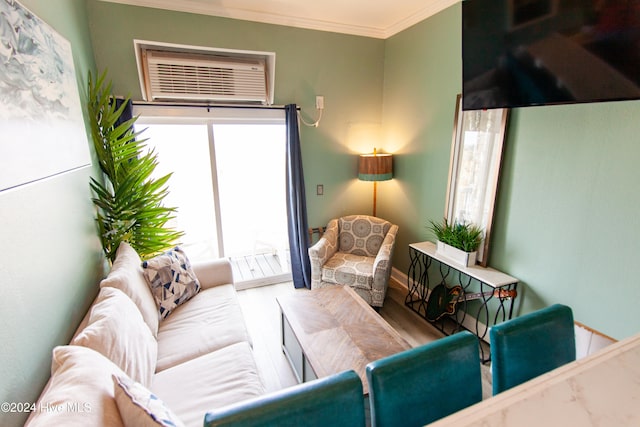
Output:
192 258 234 290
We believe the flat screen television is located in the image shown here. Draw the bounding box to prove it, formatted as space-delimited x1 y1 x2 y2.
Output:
462 0 640 110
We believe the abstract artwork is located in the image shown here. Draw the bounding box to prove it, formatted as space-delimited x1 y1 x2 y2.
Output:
0 0 90 192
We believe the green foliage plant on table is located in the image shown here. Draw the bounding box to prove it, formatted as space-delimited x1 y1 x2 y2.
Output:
88 70 183 263
428 218 483 253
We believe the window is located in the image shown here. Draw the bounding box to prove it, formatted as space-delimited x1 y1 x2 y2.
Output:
134 105 290 287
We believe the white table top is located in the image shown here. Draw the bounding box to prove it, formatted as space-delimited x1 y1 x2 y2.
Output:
427 332 640 426
410 241 518 287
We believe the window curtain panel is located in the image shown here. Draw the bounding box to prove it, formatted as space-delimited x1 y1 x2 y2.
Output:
285 104 312 289
113 98 133 128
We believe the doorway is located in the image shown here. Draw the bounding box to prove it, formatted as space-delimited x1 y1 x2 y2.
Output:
134 106 291 289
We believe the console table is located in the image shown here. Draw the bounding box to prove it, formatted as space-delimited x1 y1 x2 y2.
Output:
405 241 519 362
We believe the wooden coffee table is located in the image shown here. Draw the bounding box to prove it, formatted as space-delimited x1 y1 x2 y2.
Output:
277 285 410 395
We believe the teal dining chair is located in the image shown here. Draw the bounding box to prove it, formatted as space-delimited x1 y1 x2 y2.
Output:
203 370 365 427
490 303 576 395
366 331 482 427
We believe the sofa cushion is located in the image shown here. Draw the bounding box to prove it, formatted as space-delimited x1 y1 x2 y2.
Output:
25 346 125 427
142 247 201 320
113 374 185 427
155 284 252 372
72 287 157 386
321 252 374 290
152 342 265 427
339 215 391 257
100 242 159 337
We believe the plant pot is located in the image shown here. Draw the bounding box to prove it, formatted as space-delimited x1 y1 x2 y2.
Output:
436 241 477 267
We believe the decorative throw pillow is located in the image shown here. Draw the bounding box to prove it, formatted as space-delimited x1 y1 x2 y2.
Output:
72 287 158 387
113 374 185 427
26 346 127 427
100 241 160 337
141 247 200 320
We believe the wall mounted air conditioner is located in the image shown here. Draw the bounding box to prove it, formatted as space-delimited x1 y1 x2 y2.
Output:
134 40 275 104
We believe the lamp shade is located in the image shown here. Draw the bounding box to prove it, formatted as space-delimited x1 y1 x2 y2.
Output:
358 153 393 181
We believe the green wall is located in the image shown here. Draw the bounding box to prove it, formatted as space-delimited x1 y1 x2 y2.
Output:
0 1 101 426
382 4 640 339
380 5 463 264
85 1 386 229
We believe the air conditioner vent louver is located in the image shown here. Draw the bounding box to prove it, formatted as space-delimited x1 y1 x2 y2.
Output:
143 50 268 103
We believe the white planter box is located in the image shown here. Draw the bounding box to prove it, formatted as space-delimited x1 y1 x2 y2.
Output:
436 241 477 267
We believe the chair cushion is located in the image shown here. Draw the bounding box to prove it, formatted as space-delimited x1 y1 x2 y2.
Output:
321 252 374 290
72 287 158 387
339 215 391 257
142 247 201 320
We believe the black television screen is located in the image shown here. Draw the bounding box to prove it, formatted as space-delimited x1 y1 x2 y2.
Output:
462 0 640 110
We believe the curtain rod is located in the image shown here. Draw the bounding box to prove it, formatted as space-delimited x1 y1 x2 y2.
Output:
132 101 300 111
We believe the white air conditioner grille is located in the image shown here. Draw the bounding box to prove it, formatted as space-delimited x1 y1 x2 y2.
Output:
144 50 268 103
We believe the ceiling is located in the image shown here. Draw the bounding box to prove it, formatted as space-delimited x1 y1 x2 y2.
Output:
100 0 459 39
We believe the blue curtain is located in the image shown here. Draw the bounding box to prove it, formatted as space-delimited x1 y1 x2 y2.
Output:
285 104 311 289
113 98 133 127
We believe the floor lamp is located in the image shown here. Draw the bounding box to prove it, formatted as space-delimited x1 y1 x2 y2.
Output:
358 149 393 217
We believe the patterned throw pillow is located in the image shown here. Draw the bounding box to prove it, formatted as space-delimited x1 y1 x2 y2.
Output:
141 247 200 320
113 374 185 427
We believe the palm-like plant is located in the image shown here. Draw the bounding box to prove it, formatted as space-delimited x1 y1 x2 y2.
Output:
88 70 183 262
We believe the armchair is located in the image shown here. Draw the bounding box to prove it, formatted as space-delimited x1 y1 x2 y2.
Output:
308 215 398 308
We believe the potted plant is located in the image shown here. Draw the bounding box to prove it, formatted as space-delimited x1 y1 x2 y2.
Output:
87 70 183 262
428 218 483 267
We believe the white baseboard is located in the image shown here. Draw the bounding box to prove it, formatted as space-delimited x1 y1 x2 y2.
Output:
390 267 490 344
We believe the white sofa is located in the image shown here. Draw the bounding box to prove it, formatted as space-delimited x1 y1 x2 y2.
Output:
26 242 265 427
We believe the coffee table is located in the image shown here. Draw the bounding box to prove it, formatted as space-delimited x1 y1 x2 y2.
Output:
277 285 410 395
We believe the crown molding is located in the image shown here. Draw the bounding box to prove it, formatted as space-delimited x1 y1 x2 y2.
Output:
99 0 460 39
383 0 460 38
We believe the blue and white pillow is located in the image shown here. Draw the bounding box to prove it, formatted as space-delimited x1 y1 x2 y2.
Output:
141 247 200 320
112 374 184 427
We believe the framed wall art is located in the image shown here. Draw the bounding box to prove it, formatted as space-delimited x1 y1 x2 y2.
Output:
0 0 91 192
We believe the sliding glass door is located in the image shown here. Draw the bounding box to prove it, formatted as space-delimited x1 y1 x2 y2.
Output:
141 123 219 260
134 106 290 288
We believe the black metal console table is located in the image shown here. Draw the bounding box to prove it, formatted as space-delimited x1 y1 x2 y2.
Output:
405 241 519 362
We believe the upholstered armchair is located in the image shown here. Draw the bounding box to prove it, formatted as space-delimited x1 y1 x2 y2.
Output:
308 215 398 308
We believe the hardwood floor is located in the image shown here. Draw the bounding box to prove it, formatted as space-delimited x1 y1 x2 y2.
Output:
236 279 492 399
236 281 298 392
